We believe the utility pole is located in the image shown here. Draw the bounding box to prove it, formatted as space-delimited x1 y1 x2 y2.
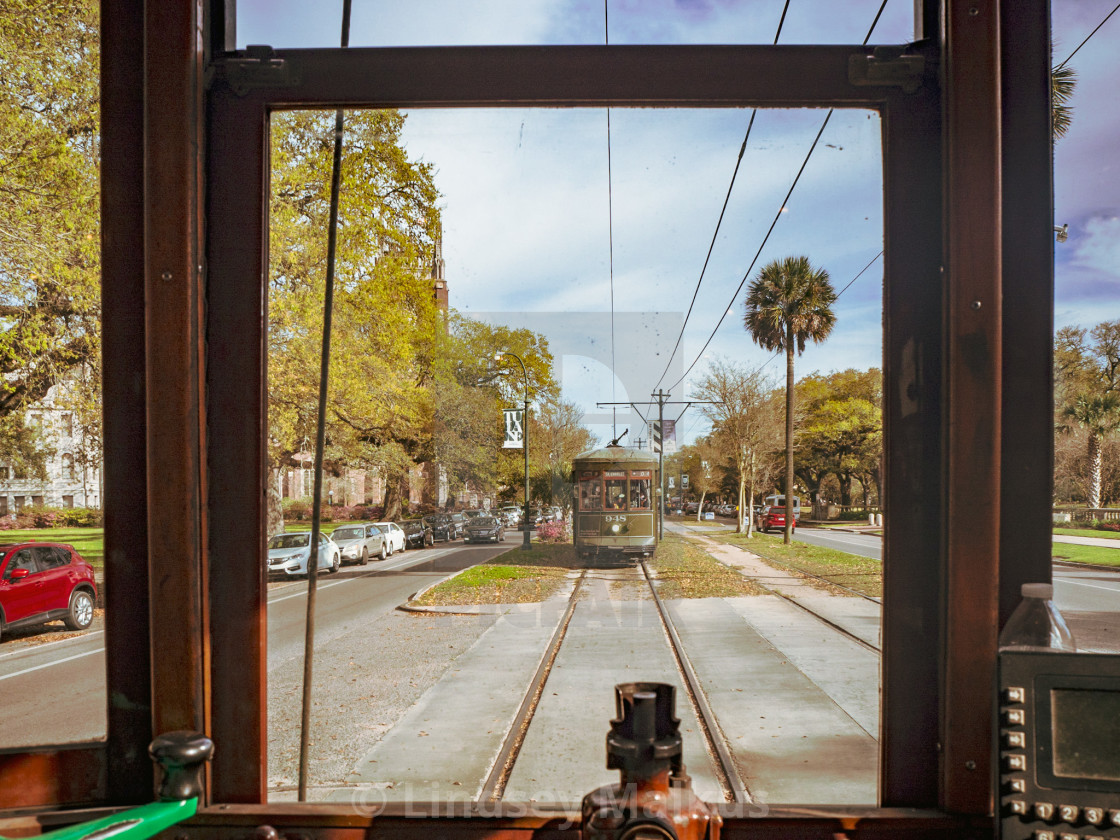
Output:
597 391 719 541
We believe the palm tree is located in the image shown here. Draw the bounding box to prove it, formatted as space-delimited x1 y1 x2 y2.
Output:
744 256 836 543
1061 392 1120 509
1052 63 1077 143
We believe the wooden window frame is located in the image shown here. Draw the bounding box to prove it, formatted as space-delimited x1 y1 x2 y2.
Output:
0 2 1057 837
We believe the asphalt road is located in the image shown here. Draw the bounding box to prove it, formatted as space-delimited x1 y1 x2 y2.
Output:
0 539 514 752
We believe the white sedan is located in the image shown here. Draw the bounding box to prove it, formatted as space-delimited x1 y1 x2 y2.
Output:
267 531 340 576
373 522 406 555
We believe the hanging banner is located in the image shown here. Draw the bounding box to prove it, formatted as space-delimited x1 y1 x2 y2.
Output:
502 408 525 449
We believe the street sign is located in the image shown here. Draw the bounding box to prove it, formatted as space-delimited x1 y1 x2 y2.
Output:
651 420 662 453
502 408 524 449
668 477 675 489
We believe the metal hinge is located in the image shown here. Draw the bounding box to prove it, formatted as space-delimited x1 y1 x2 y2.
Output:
849 46 926 94
209 45 300 96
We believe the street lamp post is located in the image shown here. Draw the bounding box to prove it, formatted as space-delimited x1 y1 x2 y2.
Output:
495 351 532 551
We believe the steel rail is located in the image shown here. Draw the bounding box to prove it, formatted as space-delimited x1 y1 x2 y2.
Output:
640 560 752 805
477 571 587 802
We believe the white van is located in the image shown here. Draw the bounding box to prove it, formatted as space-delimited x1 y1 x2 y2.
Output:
763 494 801 522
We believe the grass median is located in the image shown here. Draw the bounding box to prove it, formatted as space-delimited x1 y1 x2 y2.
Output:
707 529 883 598
646 534 764 598
410 543 576 606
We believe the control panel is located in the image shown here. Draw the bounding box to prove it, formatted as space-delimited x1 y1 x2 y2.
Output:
999 651 1120 840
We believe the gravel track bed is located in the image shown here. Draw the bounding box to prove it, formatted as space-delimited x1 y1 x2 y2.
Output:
268 607 499 797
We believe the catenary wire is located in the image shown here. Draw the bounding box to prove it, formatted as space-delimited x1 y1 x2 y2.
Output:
652 2 791 395
1056 2 1120 69
606 1 617 427
662 0 891 397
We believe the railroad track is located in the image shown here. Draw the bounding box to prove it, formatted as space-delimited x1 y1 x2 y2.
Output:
477 561 753 806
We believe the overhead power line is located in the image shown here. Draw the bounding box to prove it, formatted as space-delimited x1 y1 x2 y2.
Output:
1057 2 1120 69
661 0 891 396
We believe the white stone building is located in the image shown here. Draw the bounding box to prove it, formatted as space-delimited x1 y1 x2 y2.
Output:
0 381 101 513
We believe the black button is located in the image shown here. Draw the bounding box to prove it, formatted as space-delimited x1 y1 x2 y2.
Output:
1007 801 1029 816
1005 754 1027 772
1006 709 1026 725
1005 731 1026 748
1035 803 1056 822
1006 686 1026 703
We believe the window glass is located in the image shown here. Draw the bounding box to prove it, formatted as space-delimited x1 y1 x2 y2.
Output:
604 472 628 510
579 471 602 510
265 104 886 810
236 0 916 49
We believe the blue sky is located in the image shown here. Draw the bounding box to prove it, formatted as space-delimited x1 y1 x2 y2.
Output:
239 1 1119 445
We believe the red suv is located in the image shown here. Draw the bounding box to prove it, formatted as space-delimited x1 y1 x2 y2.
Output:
0 542 98 642
757 505 796 534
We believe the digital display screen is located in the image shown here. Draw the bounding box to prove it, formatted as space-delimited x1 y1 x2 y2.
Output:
1050 688 1120 781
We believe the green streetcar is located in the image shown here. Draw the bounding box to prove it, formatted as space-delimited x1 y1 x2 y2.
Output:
572 443 659 560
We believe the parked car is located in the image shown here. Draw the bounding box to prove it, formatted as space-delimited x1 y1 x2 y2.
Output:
762 494 801 522
463 515 505 544
330 524 386 565
424 513 460 542
448 512 467 538
401 518 434 548
499 506 521 526
0 542 97 641
267 531 340 577
462 509 484 520
373 522 406 555
685 501 700 514
757 505 796 534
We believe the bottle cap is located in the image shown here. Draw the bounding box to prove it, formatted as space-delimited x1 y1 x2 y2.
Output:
1021 582 1053 599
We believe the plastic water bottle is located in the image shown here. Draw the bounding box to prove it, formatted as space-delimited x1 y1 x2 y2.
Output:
998 583 1076 651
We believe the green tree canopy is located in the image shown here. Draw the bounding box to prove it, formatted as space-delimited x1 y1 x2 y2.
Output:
0 0 100 417
1055 320 1120 508
267 109 443 517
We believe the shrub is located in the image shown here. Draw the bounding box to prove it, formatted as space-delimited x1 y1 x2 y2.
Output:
1095 521 1120 532
62 507 103 526
535 519 571 543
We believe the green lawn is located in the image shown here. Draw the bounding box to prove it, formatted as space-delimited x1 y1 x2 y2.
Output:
0 528 105 570
709 529 883 597
1051 542 1120 566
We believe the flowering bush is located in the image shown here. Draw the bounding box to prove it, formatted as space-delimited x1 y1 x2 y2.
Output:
535 519 571 543
0 506 101 529
1095 520 1120 532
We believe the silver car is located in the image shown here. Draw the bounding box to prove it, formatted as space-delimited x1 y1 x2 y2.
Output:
267 532 340 577
330 524 387 565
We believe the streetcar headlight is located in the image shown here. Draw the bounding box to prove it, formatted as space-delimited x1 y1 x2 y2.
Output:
610 524 620 534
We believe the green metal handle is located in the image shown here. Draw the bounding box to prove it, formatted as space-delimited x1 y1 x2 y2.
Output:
0 733 213 840
14 797 199 840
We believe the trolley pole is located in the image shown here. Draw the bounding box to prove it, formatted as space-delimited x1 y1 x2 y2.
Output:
496 351 532 551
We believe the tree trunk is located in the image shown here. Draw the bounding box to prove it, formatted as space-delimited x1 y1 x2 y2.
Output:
737 462 747 534
697 490 707 522
838 473 853 507
1089 430 1102 509
784 333 795 544
746 448 756 537
382 474 405 521
267 468 285 536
